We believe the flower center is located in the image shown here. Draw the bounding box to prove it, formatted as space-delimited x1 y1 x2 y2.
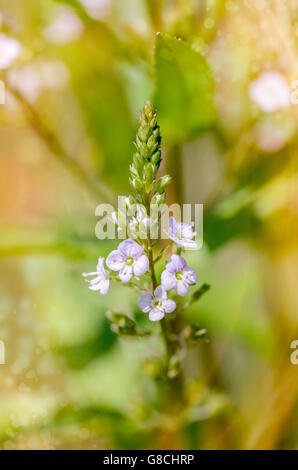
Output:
125 256 134 266
175 271 184 280
175 230 183 240
152 299 160 308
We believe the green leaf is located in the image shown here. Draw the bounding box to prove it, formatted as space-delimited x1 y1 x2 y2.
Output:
154 33 215 142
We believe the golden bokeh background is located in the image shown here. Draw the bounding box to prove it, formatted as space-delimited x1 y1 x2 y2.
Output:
0 0 297 449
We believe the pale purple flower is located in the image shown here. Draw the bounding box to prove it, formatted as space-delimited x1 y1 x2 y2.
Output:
168 216 197 249
161 254 197 296
106 239 149 282
138 286 176 322
82 257 109 295
249 71 291 113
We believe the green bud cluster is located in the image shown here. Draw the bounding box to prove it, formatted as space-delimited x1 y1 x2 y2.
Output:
130 100 162 198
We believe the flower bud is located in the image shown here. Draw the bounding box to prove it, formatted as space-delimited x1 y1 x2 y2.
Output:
151 192 165 205
155 175 172 192
130 100 162 198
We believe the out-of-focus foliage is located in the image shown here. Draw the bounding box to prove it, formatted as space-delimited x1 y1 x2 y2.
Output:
0 0 297 450
154 33 215 142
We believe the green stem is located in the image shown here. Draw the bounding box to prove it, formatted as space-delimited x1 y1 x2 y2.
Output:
145 198 172 361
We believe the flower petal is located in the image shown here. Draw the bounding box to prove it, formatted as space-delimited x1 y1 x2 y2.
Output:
176 280 189 296
96 256 105 272
138 292 153 312
88 276 102 291
99 279 109 296
154 285 167 299
180 239 198 249
119 265 133 283
133 254 149 276
118 238 143 258
161 270 176 291
168 216 177 237
166 254 186 273
179 222 195 239
106 250 125 271
149 309 165 322
184 266 198 284
162 299 176 313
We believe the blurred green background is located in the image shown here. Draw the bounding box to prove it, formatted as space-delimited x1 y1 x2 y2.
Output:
0 0 297 449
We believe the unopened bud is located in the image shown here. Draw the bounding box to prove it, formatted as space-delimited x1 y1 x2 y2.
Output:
155 175 171 192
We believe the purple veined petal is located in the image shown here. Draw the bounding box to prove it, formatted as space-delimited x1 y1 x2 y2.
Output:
118 238 143 258
162 299 176 313
138 292 154 312
176 280 189 296
96 256 105 272
88 276 102 291
99 278 110 296
184 266 198 284
168 216 177 237
154 285 167 300
133 254 149 276
106 250 125 271
161 270 176 291
149 308 165 322
119 265 133 283
167 254 187 273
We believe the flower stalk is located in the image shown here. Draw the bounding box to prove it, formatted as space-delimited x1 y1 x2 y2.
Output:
83 100 210 399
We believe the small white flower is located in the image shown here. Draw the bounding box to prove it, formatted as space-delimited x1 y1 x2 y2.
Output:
249 71 291 113
43 9 84 44
82 257 109 295
0 34 21 69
